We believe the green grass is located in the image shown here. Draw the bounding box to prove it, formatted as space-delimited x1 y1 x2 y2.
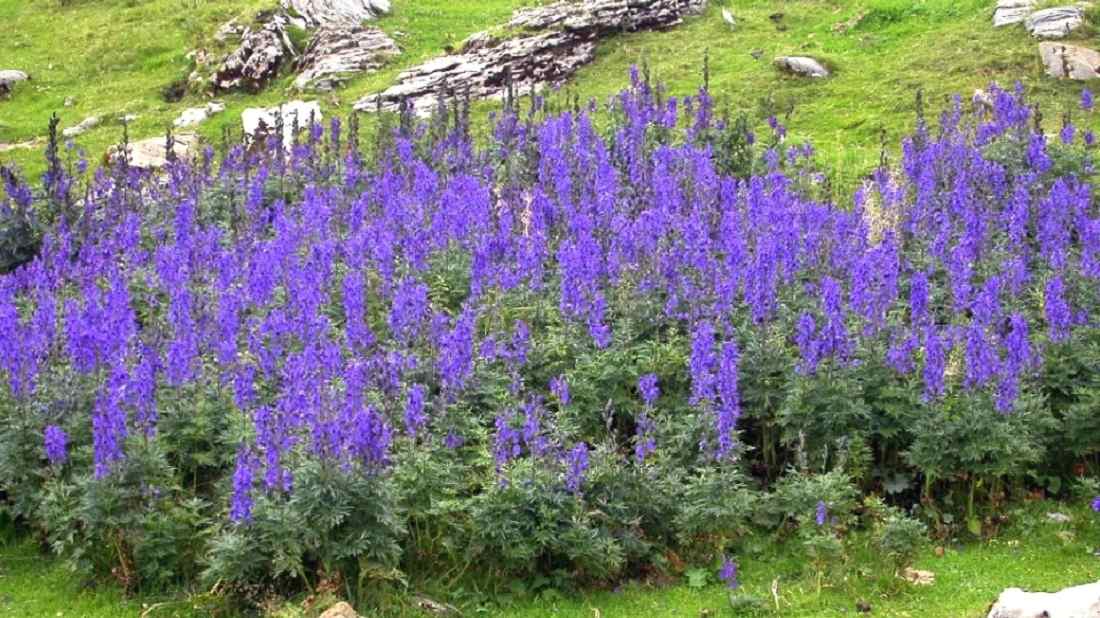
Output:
4 502 1098 617
2 0 1098 188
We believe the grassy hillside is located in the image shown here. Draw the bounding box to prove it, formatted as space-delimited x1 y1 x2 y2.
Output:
1 0 1097 187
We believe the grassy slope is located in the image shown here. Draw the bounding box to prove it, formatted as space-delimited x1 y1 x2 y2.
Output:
1 0 1096 186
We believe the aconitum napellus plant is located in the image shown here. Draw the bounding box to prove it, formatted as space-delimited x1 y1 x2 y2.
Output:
2 72 1100 592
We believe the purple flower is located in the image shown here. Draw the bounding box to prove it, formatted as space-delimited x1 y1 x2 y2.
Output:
1045 276 1072 343
815 500 828 526
1083 88 1094 111
638 373 660 408
550 374 570 406
1092 496 1100 512
689 321 716 405
229 447 256 524
715 340 741 460
404 384 427 438
44 425 68 466
634 413 656 463
565 442 589 495
718 556 739 590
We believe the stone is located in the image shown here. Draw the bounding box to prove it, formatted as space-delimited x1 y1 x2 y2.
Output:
355 0 707 114
0 70 29 97
281 0 390 27
901 568 935 586
63 96 75 107
1025 7 1085 39
173 101 226 128
1040 42 1100 80
241 100 323 148
774 56 830 78
994 0 1035 27
987 582 1100 618
214 19 245 43
119 114 140 123
213 12 296 93
294 23 400 91
108 132 199 169
318 601 359 618
62 116 101 138
1047 512 1073 524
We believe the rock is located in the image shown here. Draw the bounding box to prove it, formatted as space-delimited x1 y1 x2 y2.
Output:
214 19 245 43
994 0 1035 27
63 96 75 107
319 601 359 618
62 116 101 138
901 568 935 586
1025 7 1084 39
281 0 390 27
241 100 323 148
108 132 199 169
173 101 226 128
119 114 140 123
1047 512 1073 524
355 0 706 114
987 582 1100 618
0 70 29 97
411 594 461 616
1039 42 1100 80
213 12 296 93
294 23 400 91
774 56 830 78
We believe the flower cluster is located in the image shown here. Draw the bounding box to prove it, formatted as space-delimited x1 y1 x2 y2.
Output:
1 74 1098 527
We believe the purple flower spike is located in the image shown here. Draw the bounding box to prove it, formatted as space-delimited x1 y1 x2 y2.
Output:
719 556 739 590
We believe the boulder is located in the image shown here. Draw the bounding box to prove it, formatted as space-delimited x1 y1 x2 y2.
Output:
212 12 296 93
173 102 226 128
62 116 101 138
108 133 200 169
241 100 323 148
987 582 1100 618
294 23 400 91
1025 7 1084 39
1039 42 1100 80
354 0 707 114
318 601 359 618
281 0 390 27
993 0 1035 27
0 70 29 97
774 56 830 78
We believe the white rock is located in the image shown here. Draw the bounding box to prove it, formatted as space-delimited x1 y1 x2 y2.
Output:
293 24 400 91
987 582 1100 618
994 0 1035 27
774 56 830 78
173 101 226 128
1039 42 1100 80
108 133 199 169
281 0 391 27
241 100 323 148
0 70 29 96
1026 7 1085 39
62 116 101 138
1046 512 1072 523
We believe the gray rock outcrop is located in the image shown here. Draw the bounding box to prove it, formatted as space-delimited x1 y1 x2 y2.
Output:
174 102 227 128
62 116 101 138
294 23 400 91
108 133 200 169
353 0 707 114
212 11 297 93
774 56 830 78
0 70 29 97
1040 42 1100 80
281 0 390 27
994 0 1035 27
987 582 1100 618
242 100 323 148
1025 7 1085 39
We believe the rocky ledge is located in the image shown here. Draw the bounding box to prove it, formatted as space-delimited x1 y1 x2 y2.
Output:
354 0 707 115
